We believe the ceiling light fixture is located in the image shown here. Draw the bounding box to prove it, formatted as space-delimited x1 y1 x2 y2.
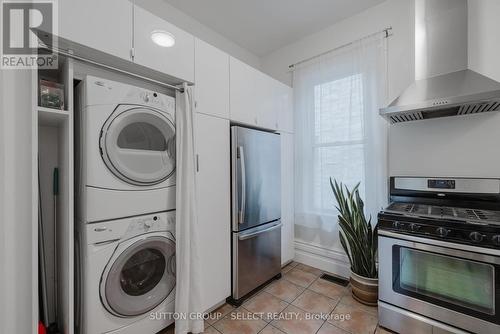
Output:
150 30 175 47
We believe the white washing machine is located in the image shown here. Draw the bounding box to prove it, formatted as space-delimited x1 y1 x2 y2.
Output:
79 211 176 334
76 76 176 222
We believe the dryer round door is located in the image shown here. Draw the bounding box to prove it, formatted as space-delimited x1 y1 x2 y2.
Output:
101 235 176 317
100 106 176 186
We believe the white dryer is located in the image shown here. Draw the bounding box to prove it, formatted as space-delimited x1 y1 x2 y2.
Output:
76 76 176 222
79 211 176 334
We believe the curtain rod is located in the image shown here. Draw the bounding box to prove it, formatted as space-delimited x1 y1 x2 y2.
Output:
288 26 393 70
44 45 190 92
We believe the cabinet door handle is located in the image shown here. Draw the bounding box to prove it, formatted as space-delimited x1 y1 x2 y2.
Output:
196 154 199 172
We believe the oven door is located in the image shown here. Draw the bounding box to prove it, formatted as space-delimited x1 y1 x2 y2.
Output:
379 231 500 334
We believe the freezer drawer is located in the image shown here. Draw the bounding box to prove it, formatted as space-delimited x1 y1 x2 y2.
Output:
232 221 282 300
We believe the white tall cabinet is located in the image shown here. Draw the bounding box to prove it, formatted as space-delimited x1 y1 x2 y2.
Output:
280 132 295 264
194 114 231 312
194 39 231 311
1 70 38 334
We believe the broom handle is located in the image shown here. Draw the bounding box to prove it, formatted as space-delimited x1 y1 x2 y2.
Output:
53 168 59 323
38 158 50 327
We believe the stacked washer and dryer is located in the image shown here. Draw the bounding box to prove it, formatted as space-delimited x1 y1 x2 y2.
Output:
76 76 177 334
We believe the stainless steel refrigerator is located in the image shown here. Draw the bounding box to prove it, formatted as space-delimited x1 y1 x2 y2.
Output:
230 126 281 303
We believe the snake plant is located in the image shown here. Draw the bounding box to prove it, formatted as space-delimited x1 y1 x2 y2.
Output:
330 178 378 278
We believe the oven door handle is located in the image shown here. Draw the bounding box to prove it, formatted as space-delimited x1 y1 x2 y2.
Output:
379 230 500 264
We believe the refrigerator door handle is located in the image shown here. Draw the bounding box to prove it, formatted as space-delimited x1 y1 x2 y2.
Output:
238 145 246 225
238 223 282 240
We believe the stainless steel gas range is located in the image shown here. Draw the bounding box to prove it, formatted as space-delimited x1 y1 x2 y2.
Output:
378 177 500 334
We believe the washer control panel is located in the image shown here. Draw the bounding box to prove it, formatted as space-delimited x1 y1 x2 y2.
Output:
87 211 175 245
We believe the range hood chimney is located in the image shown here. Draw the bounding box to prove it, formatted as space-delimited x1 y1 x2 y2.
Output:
380 0 500 123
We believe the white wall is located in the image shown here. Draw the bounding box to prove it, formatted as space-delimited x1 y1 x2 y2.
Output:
134 0 262 70
389 0 500 177
261 0 415 101
468 0 500 81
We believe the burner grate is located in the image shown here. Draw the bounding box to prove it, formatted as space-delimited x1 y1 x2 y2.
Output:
385 202 500 224
432 207 454 217
457 208 490 220
410 205 423 214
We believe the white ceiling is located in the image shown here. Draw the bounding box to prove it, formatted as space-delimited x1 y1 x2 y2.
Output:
164 0 387 56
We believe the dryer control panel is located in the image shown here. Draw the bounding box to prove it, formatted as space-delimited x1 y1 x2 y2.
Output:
139 91 175 113
87 211 175 245
84 75 176 115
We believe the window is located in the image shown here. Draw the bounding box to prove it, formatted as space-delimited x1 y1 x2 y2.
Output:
312 74 365 211
293 35 387 230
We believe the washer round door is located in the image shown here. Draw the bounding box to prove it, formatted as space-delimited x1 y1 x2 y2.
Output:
101 235 176 317
100 106 176 186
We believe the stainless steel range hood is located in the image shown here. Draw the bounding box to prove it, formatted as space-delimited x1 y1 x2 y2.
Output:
380 0 500 123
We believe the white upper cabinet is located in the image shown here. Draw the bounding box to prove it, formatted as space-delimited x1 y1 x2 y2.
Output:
133 5 195 82
194 39 230 118
256 71 279 130
277 83 294 133
230 57 259 126
58 0 133 60
229 57 293 131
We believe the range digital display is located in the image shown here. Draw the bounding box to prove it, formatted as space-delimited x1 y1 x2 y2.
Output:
428 179 455 189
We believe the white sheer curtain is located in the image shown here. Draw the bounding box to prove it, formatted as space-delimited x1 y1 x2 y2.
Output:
175 84 204 334
293 34 388 252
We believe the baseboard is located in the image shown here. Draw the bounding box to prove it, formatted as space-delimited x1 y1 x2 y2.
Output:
294 240 350 278
281 259 294 268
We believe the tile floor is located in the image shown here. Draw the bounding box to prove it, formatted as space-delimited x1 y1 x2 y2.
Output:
159 261 393 334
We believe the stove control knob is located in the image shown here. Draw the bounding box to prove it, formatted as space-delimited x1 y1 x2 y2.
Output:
409 223 421 232
469 232 484 243
492 235 500 246
392 221 401 229
436 227 449 237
